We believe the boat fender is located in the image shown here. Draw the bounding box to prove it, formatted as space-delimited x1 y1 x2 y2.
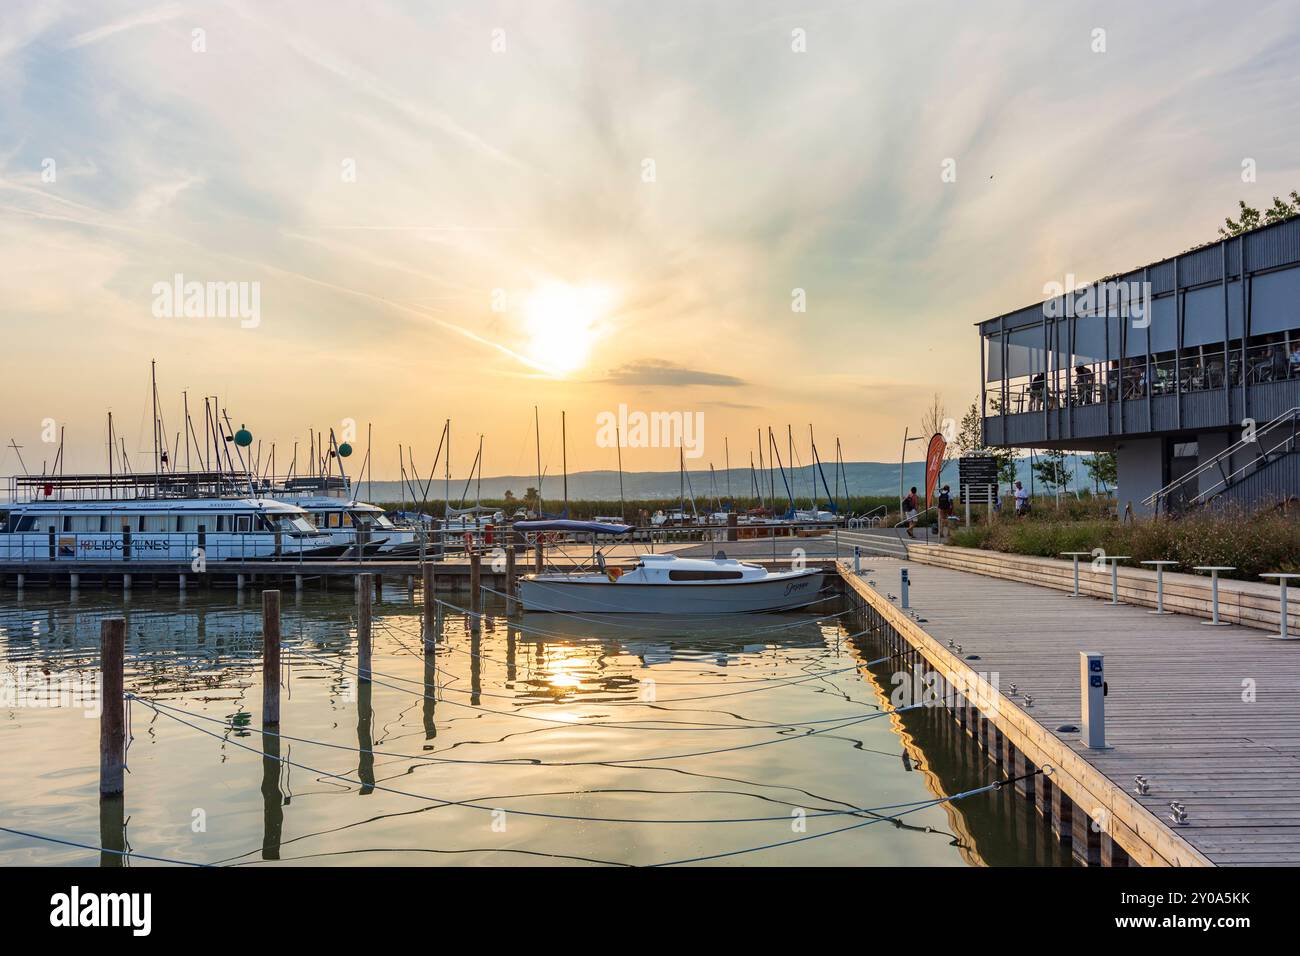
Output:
606 567 623 583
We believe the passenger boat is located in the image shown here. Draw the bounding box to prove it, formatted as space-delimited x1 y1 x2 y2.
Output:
1 474 335 562
518 521 825 613
270 478 419 556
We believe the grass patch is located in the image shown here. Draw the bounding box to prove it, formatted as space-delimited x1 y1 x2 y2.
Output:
947 507 1300 580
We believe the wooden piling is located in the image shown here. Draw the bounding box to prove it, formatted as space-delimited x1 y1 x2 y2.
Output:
1051 784 1073 846
1072 811 1103 866
99 618 126 796
358 573 373 682
534 538 544 573
262 590 281 725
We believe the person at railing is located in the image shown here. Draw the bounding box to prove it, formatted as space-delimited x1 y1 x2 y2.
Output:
1290 342 1300 379
1074 363 1094 405
1028 372 1045 411
1270 343 1289 383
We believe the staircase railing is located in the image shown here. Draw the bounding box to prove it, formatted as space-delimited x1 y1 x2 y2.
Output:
1144 406 1300 513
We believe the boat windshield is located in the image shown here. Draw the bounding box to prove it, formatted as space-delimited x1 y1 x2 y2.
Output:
278 515 317 535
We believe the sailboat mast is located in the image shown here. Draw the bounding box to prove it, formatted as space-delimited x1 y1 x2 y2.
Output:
724 436 731 504
561 411 568 517
534 406 543 516
615 424 625 522
150 360 160 488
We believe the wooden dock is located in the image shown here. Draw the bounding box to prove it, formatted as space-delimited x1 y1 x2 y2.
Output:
840 557 1300 867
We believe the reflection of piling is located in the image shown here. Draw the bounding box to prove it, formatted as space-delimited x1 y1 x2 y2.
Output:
505 545 517 616
260 729 283 861
422 562 436 646
358 573 373 682
98 793 125 868
99 617 126 797
470 548 482 612
262 590 281 725
357 681 375 795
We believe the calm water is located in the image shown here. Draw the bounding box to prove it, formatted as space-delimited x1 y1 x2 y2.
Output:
0 585 1070 867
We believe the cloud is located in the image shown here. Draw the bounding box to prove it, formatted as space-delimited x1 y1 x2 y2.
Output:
64 2 184 49
604 359 746 387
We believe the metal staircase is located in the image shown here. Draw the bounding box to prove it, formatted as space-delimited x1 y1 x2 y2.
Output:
1145 407 1300 513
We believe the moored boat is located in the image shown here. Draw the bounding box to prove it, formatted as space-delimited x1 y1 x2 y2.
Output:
519 552 824 614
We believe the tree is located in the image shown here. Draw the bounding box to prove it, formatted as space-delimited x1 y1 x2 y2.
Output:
1084 451 1117 493
521 486 540 513
1031 449 1073 495
919 392 955 471
1220 190 1300 237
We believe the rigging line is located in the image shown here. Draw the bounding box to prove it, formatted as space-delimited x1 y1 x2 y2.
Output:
127 695 935 823
282 644 893 731
131 692 920 772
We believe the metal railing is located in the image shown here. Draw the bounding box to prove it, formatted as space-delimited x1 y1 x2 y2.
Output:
1144 406 1300 513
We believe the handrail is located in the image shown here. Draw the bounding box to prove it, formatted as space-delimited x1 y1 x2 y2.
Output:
1188 424 1300 508
1144 406 1300 511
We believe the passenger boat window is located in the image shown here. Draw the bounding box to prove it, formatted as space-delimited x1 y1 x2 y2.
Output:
13 515 38 532
216 515 227 532
62 516 71 532
141 515 169 532
67 516 100 532
667 569 745 581
237 515 252 533
341 512 353 527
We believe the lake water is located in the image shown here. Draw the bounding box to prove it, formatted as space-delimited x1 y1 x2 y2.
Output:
0 586 1071 867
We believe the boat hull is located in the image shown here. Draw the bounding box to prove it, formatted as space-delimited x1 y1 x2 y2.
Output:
518 569 824 614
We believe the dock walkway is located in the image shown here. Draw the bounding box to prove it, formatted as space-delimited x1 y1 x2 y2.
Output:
841 557 1300 866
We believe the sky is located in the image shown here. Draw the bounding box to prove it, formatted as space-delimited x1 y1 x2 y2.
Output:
2 0 1299 482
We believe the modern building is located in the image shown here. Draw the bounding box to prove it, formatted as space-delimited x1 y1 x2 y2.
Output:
978 216 1300 513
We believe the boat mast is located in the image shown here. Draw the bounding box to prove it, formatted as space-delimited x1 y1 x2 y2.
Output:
724 436 731 505
534 406 543 517
150 360 160 491
615 423 625 522
561 410 568 517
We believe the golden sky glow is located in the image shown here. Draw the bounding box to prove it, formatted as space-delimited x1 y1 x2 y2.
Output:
2 1 1299 479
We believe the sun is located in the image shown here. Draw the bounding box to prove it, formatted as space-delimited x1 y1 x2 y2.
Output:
522 282 613 376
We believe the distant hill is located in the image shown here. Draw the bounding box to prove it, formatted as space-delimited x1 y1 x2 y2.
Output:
357 455 1103 504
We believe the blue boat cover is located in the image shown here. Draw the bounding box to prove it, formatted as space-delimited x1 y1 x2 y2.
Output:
513 519 633 535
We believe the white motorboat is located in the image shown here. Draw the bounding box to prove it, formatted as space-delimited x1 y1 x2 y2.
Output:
519 553 824 614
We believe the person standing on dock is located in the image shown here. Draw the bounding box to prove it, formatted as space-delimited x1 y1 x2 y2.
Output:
936 484 953 538
903 487 919 538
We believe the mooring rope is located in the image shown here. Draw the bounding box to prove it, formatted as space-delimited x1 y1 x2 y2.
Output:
294 631 888 707
131 692 922 777
370 612 878 688
282 643 894 732
0 824 209 867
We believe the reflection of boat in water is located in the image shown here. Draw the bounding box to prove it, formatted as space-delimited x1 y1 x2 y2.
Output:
520 552 824 615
